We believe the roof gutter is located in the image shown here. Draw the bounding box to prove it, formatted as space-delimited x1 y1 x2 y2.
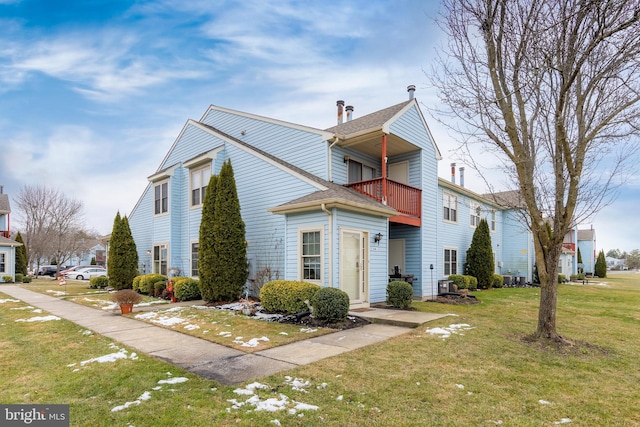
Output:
328 135 339 182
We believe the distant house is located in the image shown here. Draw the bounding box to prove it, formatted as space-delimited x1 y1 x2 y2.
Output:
577 228 596 274
127 87 574 306
0 186 22 281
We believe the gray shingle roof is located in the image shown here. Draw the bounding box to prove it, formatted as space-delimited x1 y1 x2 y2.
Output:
325 100 412 136
578 229 595 241
0 235 21 246
482 190 526 208
0 193 10 213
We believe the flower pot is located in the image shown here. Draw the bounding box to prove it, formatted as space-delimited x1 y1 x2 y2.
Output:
119 303 134 314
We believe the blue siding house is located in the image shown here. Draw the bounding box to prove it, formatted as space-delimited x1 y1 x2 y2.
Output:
0 187 21 282
128 87 560 306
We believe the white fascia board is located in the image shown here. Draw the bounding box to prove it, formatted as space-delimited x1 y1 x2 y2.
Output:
382 99 443 160
268 197 397 217
147 163 180 182
189 120 328 191
183 147 224 168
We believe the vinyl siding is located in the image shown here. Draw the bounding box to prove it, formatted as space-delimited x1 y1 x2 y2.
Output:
500 210 533 280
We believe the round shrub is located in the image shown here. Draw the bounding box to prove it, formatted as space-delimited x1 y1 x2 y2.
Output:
90 276 109 289
448 274 469 290
15 273 24 283
173 278 201 301
311 287 350 322
467 275 478 291
22 275 32 283
153 280 167 297
139 274 166 295
132 275 143 292
387 280 414 309
492 274 504 288
260 280 321 314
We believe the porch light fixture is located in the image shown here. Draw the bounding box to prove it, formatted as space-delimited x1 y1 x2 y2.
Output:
374 233 383 245
146 250 152 255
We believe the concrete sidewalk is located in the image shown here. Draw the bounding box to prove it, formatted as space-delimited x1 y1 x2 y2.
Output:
1 285 448 385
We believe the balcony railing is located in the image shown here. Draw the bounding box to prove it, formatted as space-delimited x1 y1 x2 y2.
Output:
345 178 422 220
0 230 10 239
562 242 576 252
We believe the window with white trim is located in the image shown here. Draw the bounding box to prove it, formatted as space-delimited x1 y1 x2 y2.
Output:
0 252 6 274
191 242 199 277
444 248 458 276
154 181 169 215
190 164 211 207
347 159 376 183
153 244 168 275
301 230 322 281
443 193 458 223
470 201 481 227
490 210 496 232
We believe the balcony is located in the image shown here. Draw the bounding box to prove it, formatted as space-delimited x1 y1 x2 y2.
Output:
345 178 421 226
0 230 9 239
562 242 576 252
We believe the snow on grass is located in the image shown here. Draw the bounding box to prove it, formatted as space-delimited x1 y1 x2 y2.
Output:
426 323 474 339
46 290 66 296
10 305 34 310
15 315 61 323
134 310 199 330
111 373 188 412
284 376 311 393
67 344 138 369
539 399 552 405
0 299 20 303
300 327 317 333
233 336 270 348
229 378 319 415
554 418 572 424
157 377 189 385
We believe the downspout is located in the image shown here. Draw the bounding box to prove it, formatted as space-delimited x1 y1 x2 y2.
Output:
321 203 333 288
328 136 339 182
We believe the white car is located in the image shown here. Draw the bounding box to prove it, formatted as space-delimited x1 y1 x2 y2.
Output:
65 267 107 280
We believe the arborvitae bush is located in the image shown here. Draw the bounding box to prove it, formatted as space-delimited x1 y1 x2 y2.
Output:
448 274 470 289
386 281 414 309
595 250 607 278
260 280 320 314
198 174 219 302
14 232 28 276
173 278 201 301
311 287 350 322
464 218 495 289
90 276 109 289
107 212 139 290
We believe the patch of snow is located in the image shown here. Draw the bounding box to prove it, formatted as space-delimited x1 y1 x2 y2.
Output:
284 377 311 392
0 299 20 303
77 348 137 366
111 400 141 412
134 312 159 320
138 391 152 401
234 336 270 348
294 401 318 411
336 395 343 401
270 420 281 426
317 383 327 389
80 329 93 335
136 300 169 307
426 324 474 339
539 399 552 405
46 290 66 296
101 303 119 311
10 306 34 310
456 384 465 389
300 327 317 333
158 377 188 385
234 382 269 396
219 331 233 337
279 332 288 336
554 418 572 425
15 315 61 323
183 324 200 330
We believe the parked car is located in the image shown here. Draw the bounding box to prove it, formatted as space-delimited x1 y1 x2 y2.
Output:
59 265 95 275
65 267 107 280
38 265 67 277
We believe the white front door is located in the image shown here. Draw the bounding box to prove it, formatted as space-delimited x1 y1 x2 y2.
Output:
341 230 367 303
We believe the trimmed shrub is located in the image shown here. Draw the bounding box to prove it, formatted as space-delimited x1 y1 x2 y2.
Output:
260 280 320 314
448 274 470 290
139 274 166 295
15 273 24 283
492 274 504 288
90 276 109 289
386 280 414 309
153 281 167 297
132 276 143 292
173 278 201 301
467 275 478 291
311 287 350 322
2 275 13 283
558 274 567 283
22 276 32 283
595 250 607 278
570 273 585 282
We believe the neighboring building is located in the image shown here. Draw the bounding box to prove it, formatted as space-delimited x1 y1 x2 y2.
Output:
66 241 106 267
0 186 22 282
577 228 597 275
127 88 557 306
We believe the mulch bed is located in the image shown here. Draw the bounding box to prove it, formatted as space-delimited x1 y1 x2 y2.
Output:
277 313 370 330
432 293 481 305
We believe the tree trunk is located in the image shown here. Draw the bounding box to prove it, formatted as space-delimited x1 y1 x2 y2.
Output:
536 279 561 340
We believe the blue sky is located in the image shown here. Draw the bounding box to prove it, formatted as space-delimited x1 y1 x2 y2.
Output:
1 0 638 253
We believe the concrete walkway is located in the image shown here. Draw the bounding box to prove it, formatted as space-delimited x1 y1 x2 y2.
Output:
1 285 448 385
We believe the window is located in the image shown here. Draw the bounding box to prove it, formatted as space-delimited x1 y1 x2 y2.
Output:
348 159 376 183
444 248 458 276
490 210 496 232
470 202 481 227
301 230 321 281
443 193 458 222
190 165 211 207
154 181 168 215
153 244 168 275
0 252 5 274
191 242 199 277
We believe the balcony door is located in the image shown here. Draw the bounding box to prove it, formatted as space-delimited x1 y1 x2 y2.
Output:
340 229 368 303
348 159 376 183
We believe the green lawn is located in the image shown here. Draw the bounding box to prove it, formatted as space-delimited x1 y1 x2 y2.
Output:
2 272 640 426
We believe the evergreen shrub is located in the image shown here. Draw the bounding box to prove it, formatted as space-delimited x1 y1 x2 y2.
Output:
153 281 167 297
448 274 470 290
492 274 504 288
173 278 201 301
2 275 13 283
467 275 478 290
139 274 166 295
311 287 350 322
558 274 566 283
386 280 414 309
90 276 109 289
15 273 23 283
132 276 143 292
22 276 32 283
260 280 320 314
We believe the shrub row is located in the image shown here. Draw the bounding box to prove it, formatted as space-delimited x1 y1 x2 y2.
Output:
133 274 167 294
448 274 478 290
90 276 109 289
569 273 586 282
172 277 201 301
260 280 350 322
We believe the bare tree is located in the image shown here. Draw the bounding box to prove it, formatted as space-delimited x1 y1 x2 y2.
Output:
14 184 84 275
432 0 640 342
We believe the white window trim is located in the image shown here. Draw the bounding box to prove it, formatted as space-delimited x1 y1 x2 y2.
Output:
470 201 481 228
189 164 211 208
153 180 170 217
443 192 458 224
190 240 199 278
153 242 169 275
444 247 458 277
299 227 324 284
0 251 6 274
490 210 497 232
347 158 377 183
